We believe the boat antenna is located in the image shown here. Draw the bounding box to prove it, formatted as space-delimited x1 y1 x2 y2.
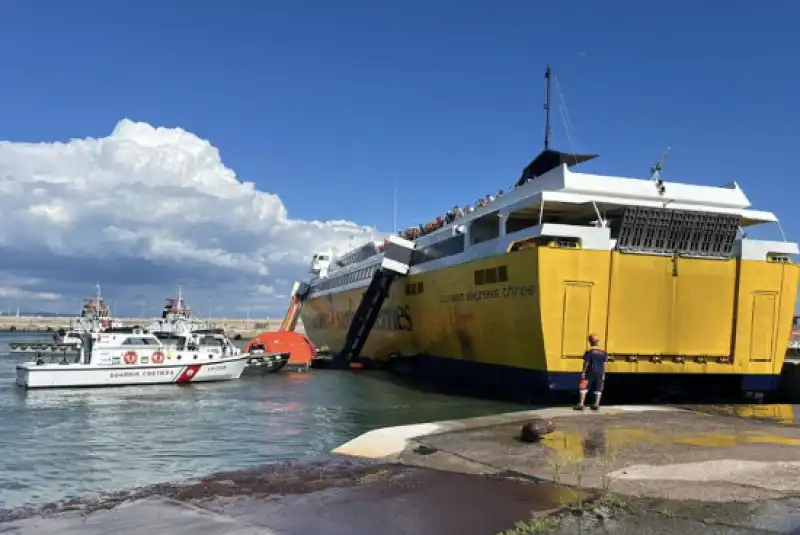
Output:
392 174 398 233
177 284 183 309
650 147 671 195
544 64 552 151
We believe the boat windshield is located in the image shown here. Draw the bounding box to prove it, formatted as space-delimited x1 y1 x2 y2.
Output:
153 333 187 346
121 336 160 346
197 335 224 347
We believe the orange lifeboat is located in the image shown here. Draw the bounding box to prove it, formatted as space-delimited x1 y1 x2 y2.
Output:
243 282 316 372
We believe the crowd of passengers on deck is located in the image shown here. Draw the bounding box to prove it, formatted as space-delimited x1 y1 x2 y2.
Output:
376 186 520 252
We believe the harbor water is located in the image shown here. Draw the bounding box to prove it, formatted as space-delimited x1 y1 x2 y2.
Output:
0 333 526 510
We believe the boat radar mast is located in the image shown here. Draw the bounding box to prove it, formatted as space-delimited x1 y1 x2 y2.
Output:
515 64 598 187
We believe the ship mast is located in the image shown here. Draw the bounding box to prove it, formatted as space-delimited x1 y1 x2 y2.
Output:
544 64 551 151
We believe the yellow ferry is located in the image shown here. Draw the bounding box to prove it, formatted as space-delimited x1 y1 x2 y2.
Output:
298 71 798 398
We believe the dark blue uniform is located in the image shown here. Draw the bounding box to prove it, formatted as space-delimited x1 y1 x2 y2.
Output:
582 348 607 393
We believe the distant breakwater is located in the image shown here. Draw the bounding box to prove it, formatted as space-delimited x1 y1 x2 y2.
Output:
0 317 304 338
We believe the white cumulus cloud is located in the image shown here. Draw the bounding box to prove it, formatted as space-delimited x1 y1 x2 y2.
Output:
0 119 373 317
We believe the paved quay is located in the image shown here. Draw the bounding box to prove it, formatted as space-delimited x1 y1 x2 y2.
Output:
4 405 800 534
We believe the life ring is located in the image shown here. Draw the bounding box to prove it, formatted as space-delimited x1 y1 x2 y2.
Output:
151 351 165 364
123 351 138 365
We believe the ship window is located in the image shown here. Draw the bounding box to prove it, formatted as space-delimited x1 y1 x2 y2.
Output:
474 265 507 286
506 207 542 234
122 337 153 346
406 284 416 296
470 212 500 245
417 281 424 293
412 235 465 265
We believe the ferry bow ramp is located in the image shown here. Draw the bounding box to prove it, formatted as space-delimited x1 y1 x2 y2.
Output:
335 234 415 368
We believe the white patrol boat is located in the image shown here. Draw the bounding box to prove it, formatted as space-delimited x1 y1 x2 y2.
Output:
147 286 291 374
15 328 249 389
8 284 123 355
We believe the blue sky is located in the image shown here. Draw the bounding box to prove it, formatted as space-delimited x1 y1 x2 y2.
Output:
0 0 797 316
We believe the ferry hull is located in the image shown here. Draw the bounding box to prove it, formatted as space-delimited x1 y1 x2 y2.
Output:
300 246 799 396
15 357 249 389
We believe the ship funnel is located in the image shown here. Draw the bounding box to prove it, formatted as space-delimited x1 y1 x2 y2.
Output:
515 149 598 187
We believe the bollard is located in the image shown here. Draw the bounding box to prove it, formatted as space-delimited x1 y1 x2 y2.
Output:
519 418 556 443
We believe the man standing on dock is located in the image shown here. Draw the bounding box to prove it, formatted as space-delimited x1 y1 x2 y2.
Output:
574 333 607 411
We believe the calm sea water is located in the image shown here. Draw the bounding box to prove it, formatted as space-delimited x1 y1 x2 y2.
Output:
0 333 526 509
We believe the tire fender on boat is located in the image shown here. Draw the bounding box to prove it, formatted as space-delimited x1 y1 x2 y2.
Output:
123 351 138 365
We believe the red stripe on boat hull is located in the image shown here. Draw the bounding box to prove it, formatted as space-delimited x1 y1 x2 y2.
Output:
175 364 202 383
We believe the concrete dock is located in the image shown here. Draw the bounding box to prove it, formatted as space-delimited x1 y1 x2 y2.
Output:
4 405 800 534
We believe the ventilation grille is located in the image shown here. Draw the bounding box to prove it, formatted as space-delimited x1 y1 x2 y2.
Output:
616 206 738 258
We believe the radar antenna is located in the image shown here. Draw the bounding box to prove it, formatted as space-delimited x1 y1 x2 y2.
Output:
650 147 671 195
544 65 551 151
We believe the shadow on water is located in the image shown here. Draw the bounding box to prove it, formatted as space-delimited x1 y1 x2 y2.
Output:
362 357 800 407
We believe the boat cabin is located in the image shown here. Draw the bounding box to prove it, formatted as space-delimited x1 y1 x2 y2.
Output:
152 331 187 347
309 252 333 279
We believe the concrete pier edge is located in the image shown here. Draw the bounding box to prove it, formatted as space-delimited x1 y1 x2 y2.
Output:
332 404 679 460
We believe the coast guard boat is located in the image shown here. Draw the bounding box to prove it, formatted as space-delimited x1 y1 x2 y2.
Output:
145 286 290 374
15 329 249 389
7 285 123 355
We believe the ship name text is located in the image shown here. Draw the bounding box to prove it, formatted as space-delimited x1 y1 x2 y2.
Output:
440 284 537 304
310 305 413 332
